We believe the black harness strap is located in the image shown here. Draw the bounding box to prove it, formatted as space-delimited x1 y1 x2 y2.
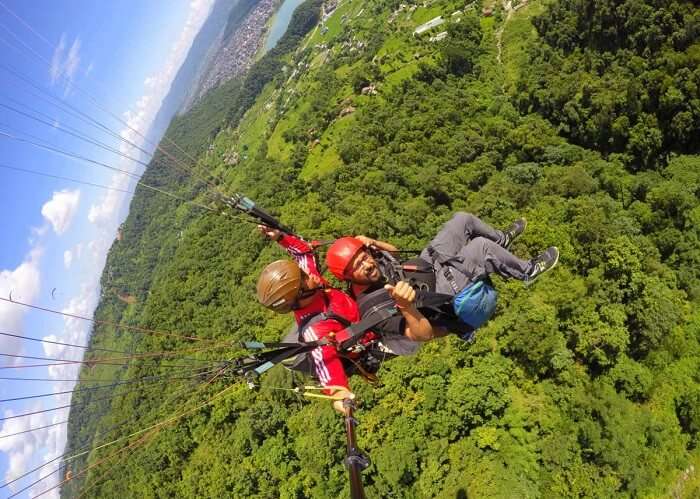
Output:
338 289 477 351
338 305 399 351
237 341 327 377
353 286 476 341
414 291 455 308
251 345 312 376
426 245 468 294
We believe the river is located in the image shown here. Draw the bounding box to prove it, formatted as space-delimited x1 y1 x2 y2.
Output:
263 0 307 51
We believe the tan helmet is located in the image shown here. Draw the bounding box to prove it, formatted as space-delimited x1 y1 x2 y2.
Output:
256 260 302 313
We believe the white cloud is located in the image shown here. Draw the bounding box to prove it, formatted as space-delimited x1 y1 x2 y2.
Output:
64 38 81 80
38 287 99 499
0 408 44 492
63 250 73 269
41 190 80 235
28 224 49 247
49 34 82 96
0 404 70 497
48 34 66 83
143 75 157 88
0 283 99 494
0 248 42 366
45 286 98 382
87 174 129 228
86 238 109 261
88 0 215 230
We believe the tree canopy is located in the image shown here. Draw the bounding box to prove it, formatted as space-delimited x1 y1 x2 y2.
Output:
63 0 700 497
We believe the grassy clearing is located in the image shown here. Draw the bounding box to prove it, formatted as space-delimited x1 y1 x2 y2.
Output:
501 0 545 89
300 114 354 179
301 142 343 179
268 98 309 161
412 5 445 25
334 60 358 79
237 83 277 160
308 0 360 45
384 61 421 88
267 115 294 161
411 0 464 25
480 14 495 32
377 35 406 58
308 49 330 69
325 1 356 38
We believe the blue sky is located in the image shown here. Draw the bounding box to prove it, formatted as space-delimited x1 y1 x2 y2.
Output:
0 1 217 496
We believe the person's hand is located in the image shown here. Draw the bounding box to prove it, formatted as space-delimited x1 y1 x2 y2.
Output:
330 388 354 415
354 235 376 248
354 235 398 252
258 224 281 241
385 281 416 310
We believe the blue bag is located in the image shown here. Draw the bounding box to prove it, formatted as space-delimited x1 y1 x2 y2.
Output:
452 280 497 329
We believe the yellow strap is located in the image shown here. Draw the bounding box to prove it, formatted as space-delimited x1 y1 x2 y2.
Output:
259 384 355 401
301 385 355 401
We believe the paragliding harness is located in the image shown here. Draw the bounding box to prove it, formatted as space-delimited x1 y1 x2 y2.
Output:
236 291 402 383
365 247 498 339
279 297 392 383
238 248 497 373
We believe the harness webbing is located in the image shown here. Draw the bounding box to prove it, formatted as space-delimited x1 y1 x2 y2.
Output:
338 306 398 351
237 341 325 376
426 245 466 294
238 304 401 376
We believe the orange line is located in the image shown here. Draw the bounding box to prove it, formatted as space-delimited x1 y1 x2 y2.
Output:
26 368 234 499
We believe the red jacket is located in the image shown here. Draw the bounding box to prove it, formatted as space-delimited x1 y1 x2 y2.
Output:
278 234 374 390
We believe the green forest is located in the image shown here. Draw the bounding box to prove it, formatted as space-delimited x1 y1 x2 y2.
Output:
63 0 700 497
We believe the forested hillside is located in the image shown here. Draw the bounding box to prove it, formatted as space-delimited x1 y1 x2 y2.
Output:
63 0 700 497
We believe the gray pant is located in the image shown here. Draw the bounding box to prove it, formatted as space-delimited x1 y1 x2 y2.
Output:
419 212 532 295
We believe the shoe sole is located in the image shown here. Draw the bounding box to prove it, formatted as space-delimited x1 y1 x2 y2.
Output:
524 247 559 287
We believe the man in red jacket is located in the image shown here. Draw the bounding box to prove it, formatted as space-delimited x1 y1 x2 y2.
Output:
256 226 379 414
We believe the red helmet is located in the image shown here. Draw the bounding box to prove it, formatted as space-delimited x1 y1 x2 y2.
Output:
326 237 365 280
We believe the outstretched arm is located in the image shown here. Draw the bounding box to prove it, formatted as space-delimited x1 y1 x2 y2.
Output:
258 225 282 241
258 225 322 278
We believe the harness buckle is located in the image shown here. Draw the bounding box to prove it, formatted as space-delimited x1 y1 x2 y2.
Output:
348 342 366 354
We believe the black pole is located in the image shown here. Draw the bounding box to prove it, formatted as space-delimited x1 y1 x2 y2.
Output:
225 193 297 236
343 399 369 499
